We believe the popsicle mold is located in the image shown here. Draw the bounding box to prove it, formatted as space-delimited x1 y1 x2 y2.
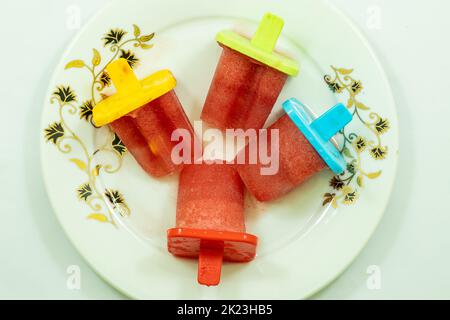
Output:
92 59 197 177
201 13 298 131
167 163 258 286
235 99 353 202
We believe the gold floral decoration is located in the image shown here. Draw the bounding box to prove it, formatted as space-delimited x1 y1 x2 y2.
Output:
44 25 155 225
323 67 390 208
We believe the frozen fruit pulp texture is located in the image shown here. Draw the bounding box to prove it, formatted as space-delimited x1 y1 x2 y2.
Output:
168 163 257 286
110 116 173 177
201 45 288 131
236 114 327 202
111 91 197 177
176 163 245 232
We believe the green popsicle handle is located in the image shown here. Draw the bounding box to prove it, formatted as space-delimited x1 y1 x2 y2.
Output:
251 13 284 53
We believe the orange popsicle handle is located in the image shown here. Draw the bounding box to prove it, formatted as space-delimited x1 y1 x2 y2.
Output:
168 228 257 286
198 240 224 286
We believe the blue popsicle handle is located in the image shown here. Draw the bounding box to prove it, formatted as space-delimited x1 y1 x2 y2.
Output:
310 103 353 142
282 98 353 174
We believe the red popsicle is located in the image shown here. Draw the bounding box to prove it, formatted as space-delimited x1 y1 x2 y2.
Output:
93 59 197 177
110 115 174 177
235 99 353 202
202 46 288 131
236 114 326 202
167 163 258 286
201 13 299 131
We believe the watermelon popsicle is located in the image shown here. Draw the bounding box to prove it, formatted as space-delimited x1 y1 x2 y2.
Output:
236 98 353 202
93 59 197 177
201 13 299 131
167 163 258 286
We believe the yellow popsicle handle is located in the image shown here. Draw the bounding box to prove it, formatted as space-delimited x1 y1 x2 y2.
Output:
251 13 284 53
107 59 141 93
92 59 177 127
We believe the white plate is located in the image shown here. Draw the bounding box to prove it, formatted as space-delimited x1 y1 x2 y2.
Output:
40 0 398 299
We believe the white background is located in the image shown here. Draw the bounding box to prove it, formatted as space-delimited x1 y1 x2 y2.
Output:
0 0 449 299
